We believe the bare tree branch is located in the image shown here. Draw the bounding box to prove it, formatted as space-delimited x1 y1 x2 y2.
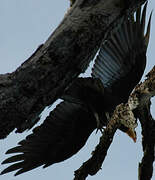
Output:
73 104 136 180
138 103 155 180
74 65 155 180
130 67 155 180
133 68 155 180
73 107 119 180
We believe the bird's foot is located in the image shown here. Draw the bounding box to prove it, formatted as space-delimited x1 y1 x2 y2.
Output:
94 112 104 134
95 127 105 134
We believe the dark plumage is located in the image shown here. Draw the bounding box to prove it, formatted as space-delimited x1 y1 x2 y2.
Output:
1 5 151 176
69 0 76 7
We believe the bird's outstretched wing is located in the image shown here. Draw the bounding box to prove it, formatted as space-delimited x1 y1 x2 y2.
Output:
92 4 152 101
1 101 96 176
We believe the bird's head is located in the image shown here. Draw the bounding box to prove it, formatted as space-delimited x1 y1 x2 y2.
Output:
119 125 137 143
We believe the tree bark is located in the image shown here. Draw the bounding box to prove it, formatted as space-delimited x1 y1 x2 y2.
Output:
136 68 155 180
0 0 146 138
74 65 155 180
138 104 155 180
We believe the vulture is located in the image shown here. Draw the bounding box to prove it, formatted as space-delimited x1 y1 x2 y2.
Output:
1 5 151 176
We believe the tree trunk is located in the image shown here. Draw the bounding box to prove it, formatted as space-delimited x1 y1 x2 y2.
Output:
0 0 146 138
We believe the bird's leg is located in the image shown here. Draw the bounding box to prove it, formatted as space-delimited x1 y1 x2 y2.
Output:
105 112 111 121
94 112 104 134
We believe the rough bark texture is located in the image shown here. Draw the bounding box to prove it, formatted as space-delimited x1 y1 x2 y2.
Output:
138 104 155 180
74 103 135 180
0 0 146 138
136 68 155 180
74 66 155 180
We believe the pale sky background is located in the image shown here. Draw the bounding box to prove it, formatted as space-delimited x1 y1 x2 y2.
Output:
0 1 154 180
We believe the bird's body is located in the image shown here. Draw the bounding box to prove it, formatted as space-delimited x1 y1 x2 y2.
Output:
1 5 152 176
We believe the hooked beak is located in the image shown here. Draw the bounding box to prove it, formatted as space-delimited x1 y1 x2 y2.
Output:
126 128 137 143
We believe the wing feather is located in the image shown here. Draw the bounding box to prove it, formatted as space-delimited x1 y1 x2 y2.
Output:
1 101 96 176
92 4 151 97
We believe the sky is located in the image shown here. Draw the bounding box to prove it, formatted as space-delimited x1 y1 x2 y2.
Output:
0 1 154 180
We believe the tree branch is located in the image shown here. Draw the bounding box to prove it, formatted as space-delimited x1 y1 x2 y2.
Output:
73 107 119 180
134 68 155 180
0 0 146 138
138 103 155 180
74 103 136 180
73 65 155 180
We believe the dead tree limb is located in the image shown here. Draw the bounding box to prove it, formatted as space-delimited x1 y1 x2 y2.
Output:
0 0 146 138
74 65 155 180
138 103 155 180
129 67 155 180
134 68 155 180
74 103 136 180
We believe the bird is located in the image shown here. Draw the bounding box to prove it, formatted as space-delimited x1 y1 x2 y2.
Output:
1 4 151 176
